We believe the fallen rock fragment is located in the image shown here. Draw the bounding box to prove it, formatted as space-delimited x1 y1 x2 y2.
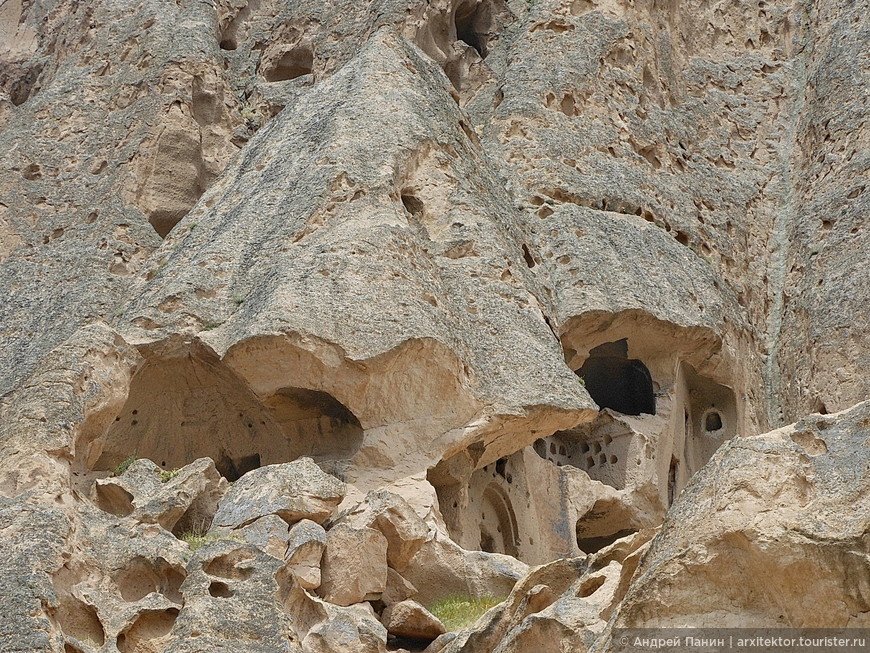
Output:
381 600 446 640
94 457 226 533
212 459 346 530
284 519 328 590
302 600 388 653
381 567 418 606
318 523 388 606
333 489 428 571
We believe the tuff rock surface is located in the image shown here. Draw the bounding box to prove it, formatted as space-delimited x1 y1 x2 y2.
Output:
0 0 867 651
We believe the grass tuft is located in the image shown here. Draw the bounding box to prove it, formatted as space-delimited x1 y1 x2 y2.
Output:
113 455 137 477
428 595 503 631
180 532 220 551
178 521 242 553
159 468 181 482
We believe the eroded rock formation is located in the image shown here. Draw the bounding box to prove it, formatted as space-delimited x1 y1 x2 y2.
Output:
0 0 867 651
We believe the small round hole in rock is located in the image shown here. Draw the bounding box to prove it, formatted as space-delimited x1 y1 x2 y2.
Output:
209 581 233 598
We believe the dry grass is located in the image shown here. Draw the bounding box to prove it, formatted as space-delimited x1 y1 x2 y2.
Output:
428 595 503 631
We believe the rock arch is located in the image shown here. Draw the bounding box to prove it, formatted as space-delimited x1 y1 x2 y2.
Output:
83 342 362 480
479 483 519 558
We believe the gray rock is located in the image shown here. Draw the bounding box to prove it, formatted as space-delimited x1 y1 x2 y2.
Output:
212 459 346 530
236 514 292 560
165 539 301 652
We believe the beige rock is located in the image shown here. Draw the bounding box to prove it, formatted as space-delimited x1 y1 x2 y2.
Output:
425 633 458 653
403 533 528 605
285 519 328 590
381 568 418 606
381 600 446 640
318 524 389 607
607 402 870 630
116 28 595 490
442 553 626 653
335 489 428 571
301 599 388 653
0 0 867 650
93 456 226 533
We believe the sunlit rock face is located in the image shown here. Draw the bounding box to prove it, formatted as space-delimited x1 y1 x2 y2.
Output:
0 0 867 650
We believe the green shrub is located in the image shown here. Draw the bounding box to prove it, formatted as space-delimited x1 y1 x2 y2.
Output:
113 455 137 477
428 596 503 631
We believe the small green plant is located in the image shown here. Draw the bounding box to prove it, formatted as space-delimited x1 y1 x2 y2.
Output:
428 596 503 631
232 294 245 306
159 468 181 482
240 104 261 130
178 526 242 554
202 320 221 331
240 105 257 122
180 531 219 551
113 455 137 477
577 376 586 387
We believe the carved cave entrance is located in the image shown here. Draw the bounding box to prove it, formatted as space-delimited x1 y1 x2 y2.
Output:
577 339 655 416
85 346 362 480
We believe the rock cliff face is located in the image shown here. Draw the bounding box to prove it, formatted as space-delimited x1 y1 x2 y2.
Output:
0 0 867 651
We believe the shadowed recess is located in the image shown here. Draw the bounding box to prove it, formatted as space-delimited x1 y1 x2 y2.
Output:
577 339 655 416
83 344 362 481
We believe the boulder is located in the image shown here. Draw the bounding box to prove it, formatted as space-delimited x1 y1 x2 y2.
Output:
94 457 227 533
301 601 387 653
381 568 418 606
235 514 291 560
609 402 870 629
403 534 528 605
162 539 301 652
381 600 446 640
441 555 624 653
212 459 345 530
334 489 428 571
318 524 388 607
284 519 328 590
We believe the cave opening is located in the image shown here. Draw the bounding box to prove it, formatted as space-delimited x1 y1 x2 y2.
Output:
577 339 655 416
478 484 519 557
704 410 723 432
81 345 363 481
455 0 487 59
454 0 495 59
264 46 313 82
576 529 637 555
575 497 636 555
